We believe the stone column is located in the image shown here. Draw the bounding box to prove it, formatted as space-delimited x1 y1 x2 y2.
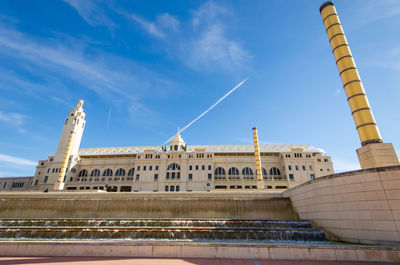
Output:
320 1 399 169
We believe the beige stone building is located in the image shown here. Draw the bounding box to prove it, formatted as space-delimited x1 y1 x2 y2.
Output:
0 177 33 191
31 100 334 192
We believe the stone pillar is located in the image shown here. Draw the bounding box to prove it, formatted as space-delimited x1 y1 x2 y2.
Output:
252 127 263 189
320 1 399 169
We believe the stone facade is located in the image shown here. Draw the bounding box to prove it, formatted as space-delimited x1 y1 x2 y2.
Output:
0 177 33 191
284 165 400 245
29 100 333 192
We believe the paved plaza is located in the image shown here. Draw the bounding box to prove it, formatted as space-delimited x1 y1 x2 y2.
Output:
0 257 397 265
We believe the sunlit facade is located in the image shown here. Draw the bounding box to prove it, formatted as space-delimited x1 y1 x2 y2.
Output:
31 100 334 192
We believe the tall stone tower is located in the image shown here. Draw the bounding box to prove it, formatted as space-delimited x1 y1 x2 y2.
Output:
319 1 399 169
53 99 86 190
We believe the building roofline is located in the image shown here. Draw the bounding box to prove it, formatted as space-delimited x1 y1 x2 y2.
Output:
77 144 325 155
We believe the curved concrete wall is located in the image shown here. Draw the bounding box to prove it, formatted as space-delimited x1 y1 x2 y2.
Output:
0 191 294 219
284 166 400 245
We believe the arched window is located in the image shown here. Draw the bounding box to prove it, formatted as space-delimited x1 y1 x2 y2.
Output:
103 168 113 177
90 169 100 177
115 168 126 176
78 169 88 177
228 167 239 176
127 168 135 176
262 168 267 176
242 167 253 175
214 167 226 175
167 163 180 170
166 163 180 180
270 167 281 176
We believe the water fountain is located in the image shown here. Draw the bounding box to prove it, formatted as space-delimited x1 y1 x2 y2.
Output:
0 218 326 242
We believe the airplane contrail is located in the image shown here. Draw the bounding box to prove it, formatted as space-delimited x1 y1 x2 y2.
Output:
163 77 248 145
106 108 111 131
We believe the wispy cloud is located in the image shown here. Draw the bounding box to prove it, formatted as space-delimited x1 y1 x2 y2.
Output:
181 23 250 71
131 1 250 72
0 153 36 166
192 1 228 27
63 0 115 29
124 12 180 39
0 23 176 124
157 13 180 32
129 14 165 38
350 0 400 28
181 2 250 72
0 111 26 134
89 1 250 73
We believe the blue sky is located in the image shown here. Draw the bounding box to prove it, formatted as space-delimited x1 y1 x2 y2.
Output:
0 0 399 176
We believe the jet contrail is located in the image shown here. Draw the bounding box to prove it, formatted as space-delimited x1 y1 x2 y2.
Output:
106 108 111 131
163 77 248 145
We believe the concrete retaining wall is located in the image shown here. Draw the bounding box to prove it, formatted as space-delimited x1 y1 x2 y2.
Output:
0 241 399 262
0 191 294 219
284 166 400 245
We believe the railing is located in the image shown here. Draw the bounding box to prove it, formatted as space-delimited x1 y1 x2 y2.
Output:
214 175 257 181
273 176 287 181
262 175 287 181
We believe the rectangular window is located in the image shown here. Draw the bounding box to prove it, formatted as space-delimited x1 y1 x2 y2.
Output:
172 172 175 179
137 166 140 171
188 174 193 181
176 185 180 192
135 174 140 181
143 166 146 171
309 165 313 170
189 165 192 170
149 166 152 171
166 172 170 179
295 166 299 171
177 172 180 179
156 165 159 170
310 174 315 180
302 165 306 170
195 165 199 170
208 173 212 180
170 186 175 192
208 165 211 170
288 165 292 170
202 165 205 170
165 186 169 191
154 174 158 181
44 176 48 183
289 174 294 181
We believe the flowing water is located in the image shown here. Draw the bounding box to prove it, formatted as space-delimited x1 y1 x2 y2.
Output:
0 218 326 242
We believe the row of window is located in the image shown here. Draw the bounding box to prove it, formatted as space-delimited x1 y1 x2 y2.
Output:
189 165 211 171
165 185 180 192
12 182 25 188
46 168 76 174
288 165 312 171
214 167 281 176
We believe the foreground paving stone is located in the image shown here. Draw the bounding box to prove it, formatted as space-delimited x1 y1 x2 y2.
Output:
0 257 396 265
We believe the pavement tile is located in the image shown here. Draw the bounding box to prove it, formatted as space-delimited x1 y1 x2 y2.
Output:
0 257 397 265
